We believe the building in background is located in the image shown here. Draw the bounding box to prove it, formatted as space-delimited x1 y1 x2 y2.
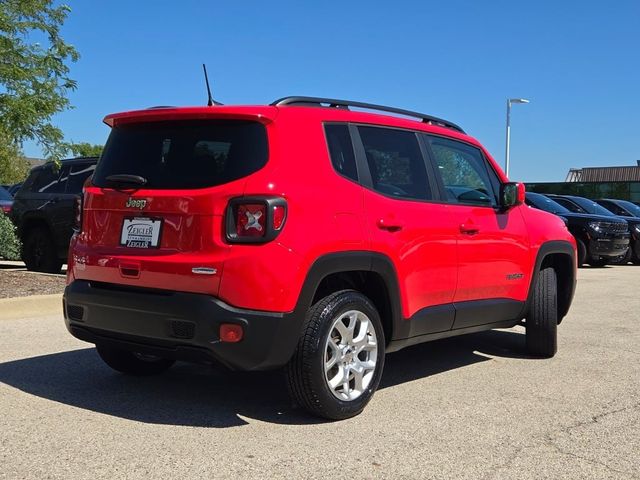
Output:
527 161 640 202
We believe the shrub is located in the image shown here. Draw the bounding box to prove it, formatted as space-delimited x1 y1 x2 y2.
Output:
0 212 21 261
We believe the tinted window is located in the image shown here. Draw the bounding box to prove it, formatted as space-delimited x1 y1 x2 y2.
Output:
93 120 268 189
426 136 497 206
358 126 431 200
325 124 358 182
569 197 615 216
31 164 66 194
66 163 96 193
598 200 627 216
0 187 12 201
551 197 584 213
614 199 640 217
526 193 571 214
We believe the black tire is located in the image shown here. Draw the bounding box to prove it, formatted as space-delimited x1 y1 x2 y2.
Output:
587 258 608 267
576 238 587 267
96 345 175 376
526 267 558 358
286 290 385 420
22 226 63 273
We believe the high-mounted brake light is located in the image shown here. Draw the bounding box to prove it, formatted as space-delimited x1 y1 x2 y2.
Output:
226 196 287 243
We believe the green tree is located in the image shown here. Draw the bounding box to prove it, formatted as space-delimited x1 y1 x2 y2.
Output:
0 0 79 182
69 142 103 157
0 136 29 183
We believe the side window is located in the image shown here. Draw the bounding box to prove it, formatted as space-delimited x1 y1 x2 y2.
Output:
325 124 358 182
601 201 625 216
555 198 584 213
31 165 66 194
66 163 96 194
358 126 431 200
426 136 497 207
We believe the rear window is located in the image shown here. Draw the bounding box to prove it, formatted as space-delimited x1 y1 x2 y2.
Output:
31 164 66 194
66 163 96 193
93 120 268 189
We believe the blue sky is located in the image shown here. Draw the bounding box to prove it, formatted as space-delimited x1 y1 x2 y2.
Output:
24 0 640 182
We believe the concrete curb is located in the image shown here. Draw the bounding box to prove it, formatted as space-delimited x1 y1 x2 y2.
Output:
0 294 62 320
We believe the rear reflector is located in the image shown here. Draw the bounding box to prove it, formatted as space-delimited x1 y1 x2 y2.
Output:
273 205 286 230
220 323 243 343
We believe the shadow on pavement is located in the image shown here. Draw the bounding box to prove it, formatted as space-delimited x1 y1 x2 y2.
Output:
0 328 531 428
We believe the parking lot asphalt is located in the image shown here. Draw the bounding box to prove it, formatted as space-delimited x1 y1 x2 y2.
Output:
0 266 638 479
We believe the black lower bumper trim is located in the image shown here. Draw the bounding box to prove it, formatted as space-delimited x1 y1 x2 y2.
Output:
588 237 630 258
63 280 302 371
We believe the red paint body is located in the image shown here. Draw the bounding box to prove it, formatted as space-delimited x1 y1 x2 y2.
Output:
68 104 575 320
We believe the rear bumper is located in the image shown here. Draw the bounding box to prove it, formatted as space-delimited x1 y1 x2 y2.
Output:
63 280 301 371
588 235 630 259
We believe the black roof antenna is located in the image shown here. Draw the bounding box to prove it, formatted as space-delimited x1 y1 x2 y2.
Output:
202 64 222 106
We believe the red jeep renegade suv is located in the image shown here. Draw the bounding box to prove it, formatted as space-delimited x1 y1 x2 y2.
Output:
63 97 576 420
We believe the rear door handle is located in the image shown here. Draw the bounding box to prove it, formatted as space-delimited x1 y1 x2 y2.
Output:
377 218 403 232
459 223 479 235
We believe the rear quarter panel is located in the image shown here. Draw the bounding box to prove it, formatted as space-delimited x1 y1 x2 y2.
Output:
218 109 367 312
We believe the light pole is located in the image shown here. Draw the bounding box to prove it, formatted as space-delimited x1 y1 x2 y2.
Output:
504 98 529 178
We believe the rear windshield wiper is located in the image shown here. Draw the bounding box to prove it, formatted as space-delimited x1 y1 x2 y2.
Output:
104 174 147 188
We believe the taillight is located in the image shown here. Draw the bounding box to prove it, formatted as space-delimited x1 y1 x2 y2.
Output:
73 195 83 232
1 205 11 215
225 196 287 243
74 175 93 233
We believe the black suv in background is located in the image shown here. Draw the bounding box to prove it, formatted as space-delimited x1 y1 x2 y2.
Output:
594 198 640 264
525 192 629 267
546 194 638 266
10 157 98 273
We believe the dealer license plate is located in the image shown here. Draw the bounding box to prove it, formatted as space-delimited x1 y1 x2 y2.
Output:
120 217 162 248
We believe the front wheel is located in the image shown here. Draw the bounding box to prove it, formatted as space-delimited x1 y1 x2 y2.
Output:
526 267 558 358
576 239 587 267
286 290 385 420
587 258 608 267
96 345 175 376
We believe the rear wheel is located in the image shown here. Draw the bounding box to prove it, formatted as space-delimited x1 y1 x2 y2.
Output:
526 267 558 358
22 226 62 273
286 290 385 420
96 345 175 376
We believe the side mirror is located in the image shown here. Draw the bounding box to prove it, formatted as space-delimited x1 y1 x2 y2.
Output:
500 182 525 209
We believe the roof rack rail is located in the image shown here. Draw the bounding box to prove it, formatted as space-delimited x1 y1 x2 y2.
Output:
271 96 465 133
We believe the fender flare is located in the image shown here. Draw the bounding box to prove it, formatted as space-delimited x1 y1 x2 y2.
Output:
290 251 403 340
523 240 576 321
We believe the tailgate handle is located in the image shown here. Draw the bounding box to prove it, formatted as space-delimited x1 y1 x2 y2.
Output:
119 263 140 278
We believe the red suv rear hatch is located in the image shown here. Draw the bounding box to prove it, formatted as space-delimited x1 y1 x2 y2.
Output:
74 108 274 296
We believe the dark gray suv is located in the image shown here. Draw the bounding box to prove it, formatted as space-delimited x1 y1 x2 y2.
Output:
10 157 97 273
